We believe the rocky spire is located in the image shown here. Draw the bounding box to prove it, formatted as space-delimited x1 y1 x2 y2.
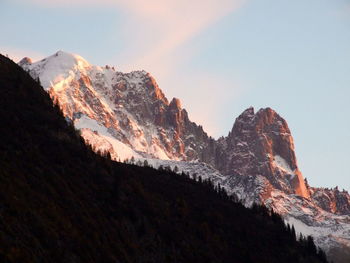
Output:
225 107 310 199
18 51 309 199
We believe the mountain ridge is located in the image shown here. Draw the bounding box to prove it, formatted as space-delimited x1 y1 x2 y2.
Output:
19 51 350 262
0 52 329 263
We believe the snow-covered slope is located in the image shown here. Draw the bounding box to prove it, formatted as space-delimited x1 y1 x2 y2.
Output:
20 51 350 262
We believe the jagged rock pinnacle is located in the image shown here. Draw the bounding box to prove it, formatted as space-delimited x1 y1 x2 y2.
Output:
226 107 310 199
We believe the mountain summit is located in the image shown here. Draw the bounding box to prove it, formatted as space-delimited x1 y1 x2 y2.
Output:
224 107 310 199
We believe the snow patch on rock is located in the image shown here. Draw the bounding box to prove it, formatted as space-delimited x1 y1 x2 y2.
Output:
273 155 296 179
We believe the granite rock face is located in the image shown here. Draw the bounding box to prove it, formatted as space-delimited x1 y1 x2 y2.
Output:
221 107 310 199
311 187 350 215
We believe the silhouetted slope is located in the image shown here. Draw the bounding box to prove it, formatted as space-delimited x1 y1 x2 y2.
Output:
0 54 328 263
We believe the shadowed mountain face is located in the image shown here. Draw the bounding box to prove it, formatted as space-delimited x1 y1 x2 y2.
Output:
0 53 329 263
18 52 350 262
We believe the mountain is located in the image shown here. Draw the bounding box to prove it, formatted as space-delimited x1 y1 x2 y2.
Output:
20 51 350 262
0 53 329 262
221 108 350 263
20 51 214 162
220 106 309 199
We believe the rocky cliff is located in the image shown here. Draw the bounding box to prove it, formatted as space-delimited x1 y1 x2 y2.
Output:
220 107 310 199
20 51 212 161
311 186 350 215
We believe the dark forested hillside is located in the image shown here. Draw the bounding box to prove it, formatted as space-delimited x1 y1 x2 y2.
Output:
0 54 328 263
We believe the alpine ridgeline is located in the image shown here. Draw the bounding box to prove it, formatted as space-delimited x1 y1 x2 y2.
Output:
20 51 350 262
2 53 329 263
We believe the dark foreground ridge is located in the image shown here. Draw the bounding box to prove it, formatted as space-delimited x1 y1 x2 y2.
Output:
0 54 328 263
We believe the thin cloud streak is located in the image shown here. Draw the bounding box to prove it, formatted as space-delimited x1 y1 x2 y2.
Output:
119 0 243 63
21 0 245 75
14 0 245 136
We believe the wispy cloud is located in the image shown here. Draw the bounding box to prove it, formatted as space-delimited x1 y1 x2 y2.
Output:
21 0 244 72
116 0 244 68
112 0 245 137
14 0 245 136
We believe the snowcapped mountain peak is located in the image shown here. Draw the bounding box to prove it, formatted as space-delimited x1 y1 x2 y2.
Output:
38 50 91 72
20 50 91 91
45 50 86 62
20 52 213 161
53 50 90 68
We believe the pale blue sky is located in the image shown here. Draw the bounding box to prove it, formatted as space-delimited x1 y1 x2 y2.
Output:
1 0 349 191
